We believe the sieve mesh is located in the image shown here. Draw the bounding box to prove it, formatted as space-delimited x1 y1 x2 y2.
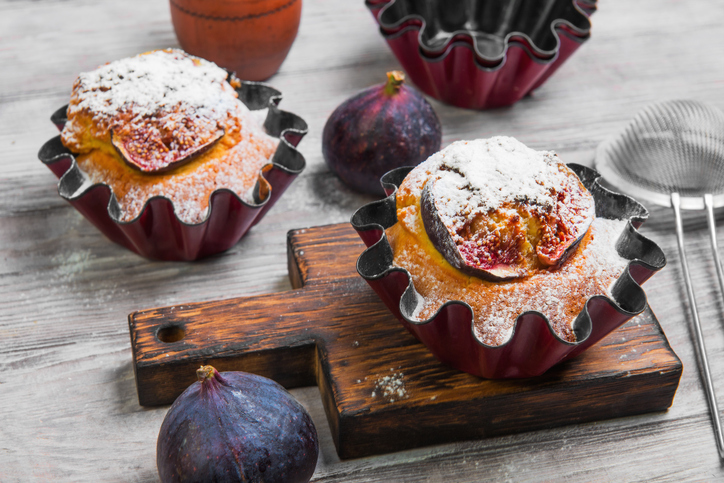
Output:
597 100 724 458
595 100 724 209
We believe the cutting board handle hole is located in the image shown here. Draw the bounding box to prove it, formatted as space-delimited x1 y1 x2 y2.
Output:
157 325 186 343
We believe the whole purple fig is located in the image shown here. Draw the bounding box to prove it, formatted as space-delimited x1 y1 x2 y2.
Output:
157 366 318 483
322 71 442 196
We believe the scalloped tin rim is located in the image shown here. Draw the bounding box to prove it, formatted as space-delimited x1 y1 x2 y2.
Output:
373 0 592 63
382 26 559 71
351 163 666 377
42 107 305 226
38 79 308 259
366 1 594 109
370 241 649 351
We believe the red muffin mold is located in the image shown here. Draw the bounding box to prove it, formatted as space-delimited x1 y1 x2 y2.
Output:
351 164 665 379
366 0 596 109
38 81 307 261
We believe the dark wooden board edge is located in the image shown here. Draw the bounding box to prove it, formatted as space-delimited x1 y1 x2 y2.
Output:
128 223 683 460
130 340 318 407
287 228 307 289
333 351 682 458
289 226 683 459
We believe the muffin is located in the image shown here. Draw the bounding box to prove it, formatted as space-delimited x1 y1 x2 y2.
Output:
60 49 279 224
386 137 631 346
39 49 307 260
352 136 664 378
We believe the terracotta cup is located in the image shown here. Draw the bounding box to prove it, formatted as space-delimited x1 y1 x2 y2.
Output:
170 0 302 81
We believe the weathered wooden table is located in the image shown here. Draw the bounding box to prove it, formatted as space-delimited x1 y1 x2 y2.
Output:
2 0 724 481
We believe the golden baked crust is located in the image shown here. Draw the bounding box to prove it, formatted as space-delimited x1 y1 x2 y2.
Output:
388 137 630 346
60 49 278 223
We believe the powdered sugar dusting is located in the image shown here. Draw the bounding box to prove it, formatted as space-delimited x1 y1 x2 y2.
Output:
470 218 629 344
69 49 237 123
76 122 277 223
371 370 408 403
390 136 632 346
404 137 568 209
433 137 567 213
423 138 594 255
393 217 631 346
62 49 280 224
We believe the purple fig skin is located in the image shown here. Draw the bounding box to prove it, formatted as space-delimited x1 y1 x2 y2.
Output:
322 71 442 196
157 366 318 483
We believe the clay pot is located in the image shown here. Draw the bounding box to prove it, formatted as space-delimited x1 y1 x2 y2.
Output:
170 0 302 81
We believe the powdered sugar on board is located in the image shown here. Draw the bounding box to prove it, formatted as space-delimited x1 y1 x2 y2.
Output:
371 369 408 403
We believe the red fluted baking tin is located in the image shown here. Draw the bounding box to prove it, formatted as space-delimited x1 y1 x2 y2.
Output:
366 0 595 109
351 164 665 379
38 81 307 261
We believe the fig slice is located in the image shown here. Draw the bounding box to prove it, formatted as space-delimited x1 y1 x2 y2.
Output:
417 137 595 280
111 121 224 173
421 175 594 280
536 229 589 267
534 193 594 268
421 180 527 281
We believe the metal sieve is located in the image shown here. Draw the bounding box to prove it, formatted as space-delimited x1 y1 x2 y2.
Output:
596 99 724 458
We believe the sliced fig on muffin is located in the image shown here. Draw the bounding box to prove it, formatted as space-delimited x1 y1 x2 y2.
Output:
420 140 595 281
112 121 224 173
421 180 527 280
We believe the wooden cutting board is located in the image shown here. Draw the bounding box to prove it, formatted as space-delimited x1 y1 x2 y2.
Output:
128 223 682 460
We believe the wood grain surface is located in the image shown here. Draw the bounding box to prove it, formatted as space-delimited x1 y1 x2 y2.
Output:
130 223 681 459
3 0 724 481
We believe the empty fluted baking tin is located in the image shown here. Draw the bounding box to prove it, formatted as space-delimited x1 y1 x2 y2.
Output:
38 81 307 261
366 0 595 109
351 164 665 379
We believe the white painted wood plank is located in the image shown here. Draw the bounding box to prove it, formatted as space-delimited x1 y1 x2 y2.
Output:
2 0 724 481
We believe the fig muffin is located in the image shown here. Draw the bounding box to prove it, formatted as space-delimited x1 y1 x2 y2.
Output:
60 48 279 224
384 137 634 345
352 136 664 378
39 48 307 260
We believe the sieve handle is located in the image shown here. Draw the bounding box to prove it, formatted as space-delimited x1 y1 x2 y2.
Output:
672 192 724 459
705 194 724 309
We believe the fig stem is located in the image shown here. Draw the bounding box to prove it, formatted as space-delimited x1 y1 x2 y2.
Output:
384 71 405 96
197 365 217 382
197 365 229 394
